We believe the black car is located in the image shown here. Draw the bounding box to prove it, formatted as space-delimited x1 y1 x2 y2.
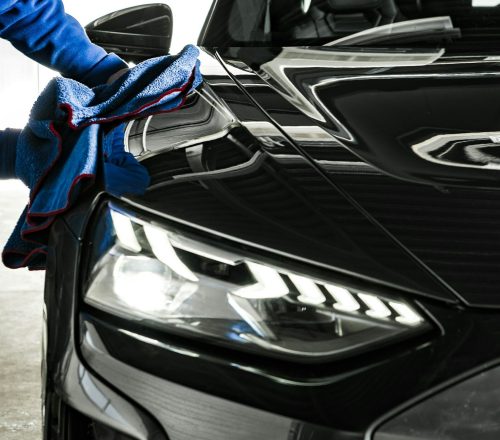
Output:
43 1 500 439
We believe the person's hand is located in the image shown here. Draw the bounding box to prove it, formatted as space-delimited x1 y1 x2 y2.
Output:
104 124 150 197
107 68 130 85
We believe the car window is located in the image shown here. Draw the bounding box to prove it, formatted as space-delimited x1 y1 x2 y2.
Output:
200 0 500 54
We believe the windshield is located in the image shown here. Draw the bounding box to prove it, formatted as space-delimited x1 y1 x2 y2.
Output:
200 0 500 53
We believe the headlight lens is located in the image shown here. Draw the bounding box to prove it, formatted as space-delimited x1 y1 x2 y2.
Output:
83 203 430 361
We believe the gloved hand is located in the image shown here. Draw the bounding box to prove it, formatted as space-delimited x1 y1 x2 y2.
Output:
0 129 21 179
103 123 150 197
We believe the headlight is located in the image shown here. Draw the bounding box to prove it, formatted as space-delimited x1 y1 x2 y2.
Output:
83 203 431 362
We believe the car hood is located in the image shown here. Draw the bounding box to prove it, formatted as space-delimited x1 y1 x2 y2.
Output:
126 48 500 307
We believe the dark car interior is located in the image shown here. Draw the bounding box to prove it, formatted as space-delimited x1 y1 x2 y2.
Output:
207 0 500 52
274 0 400 39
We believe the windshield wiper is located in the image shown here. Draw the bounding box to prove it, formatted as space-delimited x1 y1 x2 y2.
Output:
325 17 461 47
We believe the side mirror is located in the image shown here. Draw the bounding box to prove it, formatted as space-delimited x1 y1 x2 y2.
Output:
86 4 173 64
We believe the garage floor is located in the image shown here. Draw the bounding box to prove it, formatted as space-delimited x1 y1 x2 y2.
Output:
0 180 44 440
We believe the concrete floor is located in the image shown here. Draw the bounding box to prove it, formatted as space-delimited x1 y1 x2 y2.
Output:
0 180 44 440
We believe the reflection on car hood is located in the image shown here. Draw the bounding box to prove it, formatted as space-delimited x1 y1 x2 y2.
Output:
126 55 500 308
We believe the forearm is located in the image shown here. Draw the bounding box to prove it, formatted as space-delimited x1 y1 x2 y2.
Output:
0 0 127 86
0 129 20 179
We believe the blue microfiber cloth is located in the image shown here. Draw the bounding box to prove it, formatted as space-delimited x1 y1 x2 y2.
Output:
2 44 202 270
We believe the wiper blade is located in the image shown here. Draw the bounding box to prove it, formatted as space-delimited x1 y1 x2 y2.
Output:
326 17 461 47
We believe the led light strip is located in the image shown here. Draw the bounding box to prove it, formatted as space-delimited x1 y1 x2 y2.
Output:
358 293 392 319
232 262 289 299
288 274 326 305
325 285 360 312
110 209 425 328
143 225 199 283
389 302 424 326
111 210 142 253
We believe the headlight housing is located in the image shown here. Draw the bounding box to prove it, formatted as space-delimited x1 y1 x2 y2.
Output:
82 202 431 362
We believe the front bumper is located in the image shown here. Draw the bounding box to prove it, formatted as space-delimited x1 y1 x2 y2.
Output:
76 313 500 440
81 320 295 440
77 315 361 440
47 200 500 440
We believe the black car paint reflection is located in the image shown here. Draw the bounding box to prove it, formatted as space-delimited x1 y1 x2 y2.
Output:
44 1 500 439
77 75 500 432
128 85 454 301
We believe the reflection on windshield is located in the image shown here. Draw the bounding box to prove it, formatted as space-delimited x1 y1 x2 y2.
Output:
202 0 500 52
326 16 459 47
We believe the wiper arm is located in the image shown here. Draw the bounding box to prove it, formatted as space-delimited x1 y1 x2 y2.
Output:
326 17 460 47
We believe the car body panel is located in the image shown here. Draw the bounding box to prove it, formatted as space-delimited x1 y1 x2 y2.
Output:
125 83 458 303
205 50 500 308
44 2 500 439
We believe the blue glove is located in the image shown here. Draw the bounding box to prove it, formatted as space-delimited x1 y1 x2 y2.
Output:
103 124 150 197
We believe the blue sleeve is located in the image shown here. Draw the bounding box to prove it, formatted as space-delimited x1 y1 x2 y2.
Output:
0 129 20 179
0 0 127 86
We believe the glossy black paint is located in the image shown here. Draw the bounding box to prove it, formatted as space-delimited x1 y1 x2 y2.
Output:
45 209 170 440
374 363 500 440
86 4 173 63
220 46 500 189
70 199 500 436
77 300 500 434
128 84 457 302
314 67 500 187
45 206 500 438
204 50 500 308
44 3 500 439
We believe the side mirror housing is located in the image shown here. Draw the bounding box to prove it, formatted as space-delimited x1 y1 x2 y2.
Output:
86 4 173 64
